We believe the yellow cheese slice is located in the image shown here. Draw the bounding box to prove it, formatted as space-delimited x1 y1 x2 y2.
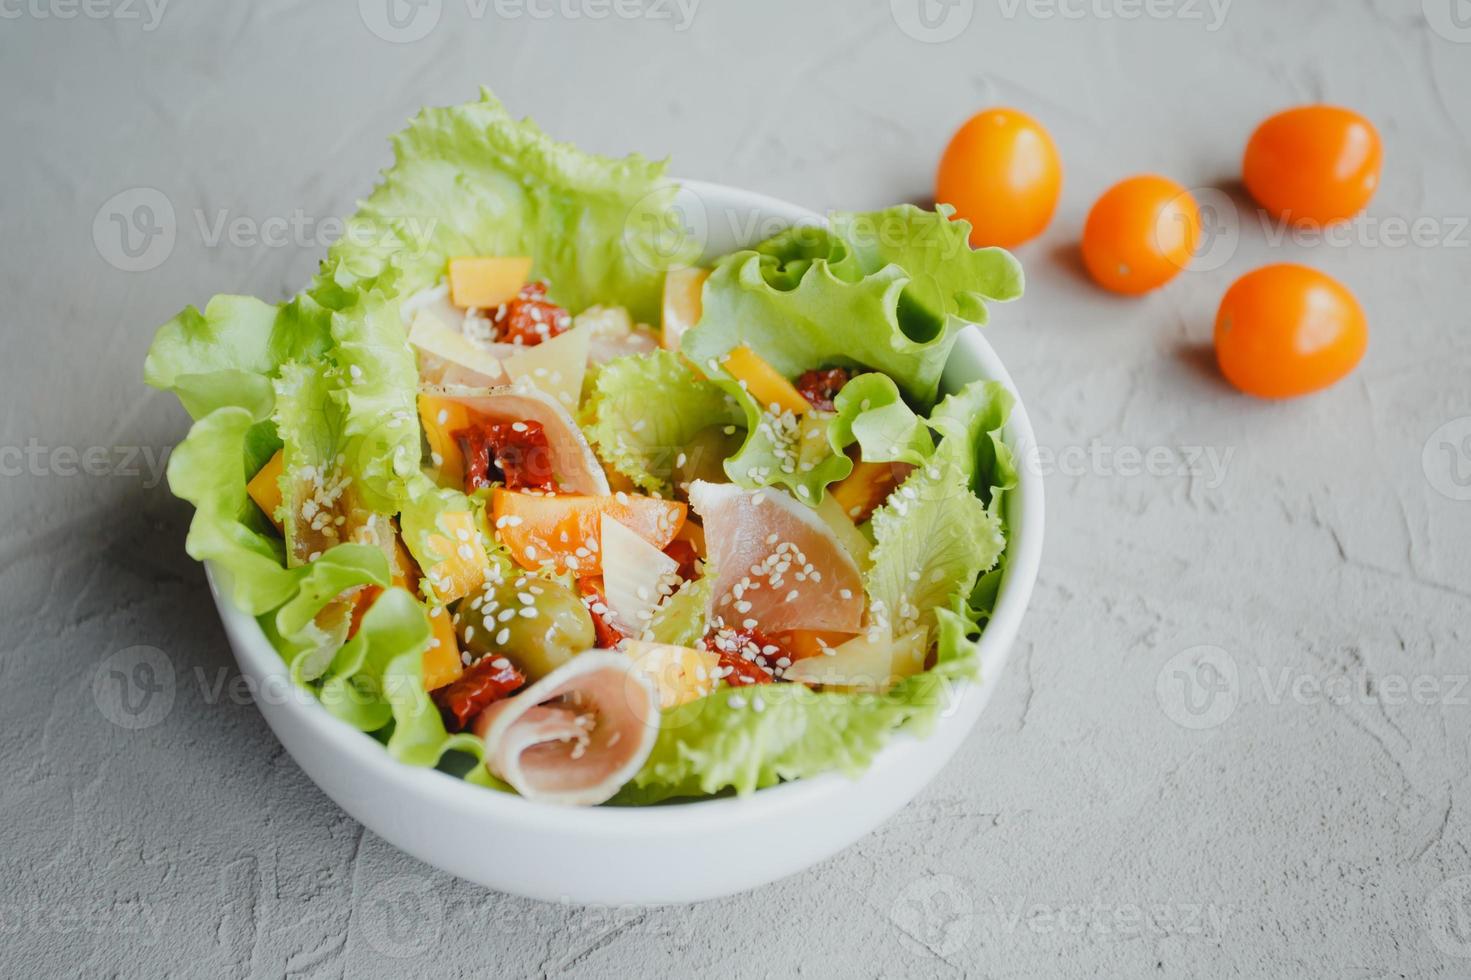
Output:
501 326 591 411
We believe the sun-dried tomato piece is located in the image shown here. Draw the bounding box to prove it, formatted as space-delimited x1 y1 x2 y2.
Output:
576 577 625 648
432 656 526 732
454 420 555 492
794 367 853 412
662 539 701 581
489 281 570 347
702 626 778 686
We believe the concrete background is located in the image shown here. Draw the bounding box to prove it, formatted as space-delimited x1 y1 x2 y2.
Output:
4 0 1471 976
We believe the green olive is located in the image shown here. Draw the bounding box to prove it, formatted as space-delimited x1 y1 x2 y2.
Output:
672 424 744 494
455 575 595 681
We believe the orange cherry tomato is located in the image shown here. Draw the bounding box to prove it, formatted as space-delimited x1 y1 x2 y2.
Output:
1081 175 1200 294
1214 264 1367 399
1243 106 1381 226
936 108 1061 249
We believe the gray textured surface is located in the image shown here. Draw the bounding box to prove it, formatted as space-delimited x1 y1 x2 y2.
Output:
4 1 1471 977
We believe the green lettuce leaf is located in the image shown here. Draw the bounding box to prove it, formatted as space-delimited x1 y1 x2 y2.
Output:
166 401 392 657
926 379 1017 508
930 380 1017 621
862 379 1013 633
618 602 980 804
325 292 422 513
320 89 686 323
682 204 1023 406
832 205 1024 327
646 575 712 647
306 587 498 784
397 481 497 604
863 451 1003 637
271 546 391 682
145 294 335 420
830 372 934 466
720 384 852 505
584 350 744 495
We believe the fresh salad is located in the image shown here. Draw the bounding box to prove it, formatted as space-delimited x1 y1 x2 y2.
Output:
145 92 1023 806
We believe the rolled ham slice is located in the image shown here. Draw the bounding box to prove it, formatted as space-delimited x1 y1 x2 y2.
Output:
472 652 660 806
419 382 610 495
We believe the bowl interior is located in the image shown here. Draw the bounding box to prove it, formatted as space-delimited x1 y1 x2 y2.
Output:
209 179 1044 829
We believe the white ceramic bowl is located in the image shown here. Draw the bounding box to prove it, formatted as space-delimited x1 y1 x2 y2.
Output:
206 180 1044 905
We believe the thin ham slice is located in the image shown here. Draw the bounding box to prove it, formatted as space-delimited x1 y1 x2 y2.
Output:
419 383 610 495
586 325 659 364
472 652 660 806
416 350 509 388
688 481 866 635
573 305 660 364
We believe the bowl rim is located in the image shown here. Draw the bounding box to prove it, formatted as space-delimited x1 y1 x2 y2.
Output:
207 178 1045 832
